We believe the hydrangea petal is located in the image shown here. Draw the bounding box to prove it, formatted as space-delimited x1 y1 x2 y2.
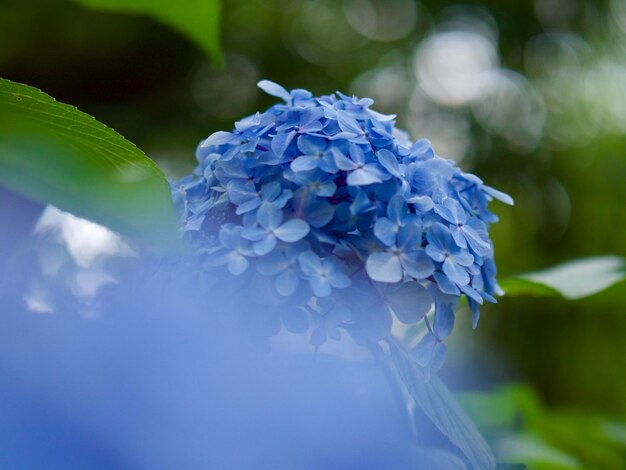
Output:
275 269 299 296
274 219 310 242
227 254 249 275
377 149 402 178
201 131 235 147
332 149 358 171
291 156 320 172
366 252 403 283
386 282 432 324
298 250 321 277
374 218 399 247
347 168 382 186
433 301 455 340
271 130 296 158
401 251 435 280
443 257 470 286
258 80 292 103
310 277 332 297
336 110 363 136
253 235 277 256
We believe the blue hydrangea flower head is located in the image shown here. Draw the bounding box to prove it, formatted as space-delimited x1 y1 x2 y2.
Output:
173 80 513 372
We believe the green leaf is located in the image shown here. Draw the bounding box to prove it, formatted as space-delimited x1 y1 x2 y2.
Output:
500 256 626 299
0 78 178 247
73 0 222 64
388 339 496 470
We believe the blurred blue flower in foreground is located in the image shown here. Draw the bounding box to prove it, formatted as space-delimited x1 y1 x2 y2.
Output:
173 80 512 372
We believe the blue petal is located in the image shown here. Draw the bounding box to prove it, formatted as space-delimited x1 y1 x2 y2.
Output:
411 332 437 367
409 138 435 160
304 201 335 228
299 107 324 127
181 213 205 232
323 259 351 289
386 194 406 223
319 154 339 173
373 218 398 247
271 130 297 158
291 156 320 172
348 142 367 164
256 251 286 276
257 80 292 103
330 272 351 289
297 134 326 155
424 244 446 263
401 250 435 280
253 235 277 256
336 110 363 136
201 131 235 147
433 272 460 295
310 277 332 297
272 189 293 208
298 250 322 276
462 226 492 257
347 168 382 186
482 185 514 205
227 179 258 205
257 205 283 229
460 284 483 305
282 305 309 333
274 218 310 242
260 181 281 201
407 195 434 212
275 269 299 296
234 112 262 132
205 249 233 268
332 148 358 171
397 222 423 251
468 298 481 329
452 250 474 267
241 226 267 241
227 253 249 275
386 282 432 324
450 225 468 249
314 181 336 197
434 198 466 225
235 198 261 215
433 301 455 340
443 258 470 286
376 149 402 177
366 252 403 283
409 166 437 194
426 223 452 254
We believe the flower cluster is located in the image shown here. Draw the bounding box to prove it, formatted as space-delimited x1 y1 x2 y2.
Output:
173 80 512 371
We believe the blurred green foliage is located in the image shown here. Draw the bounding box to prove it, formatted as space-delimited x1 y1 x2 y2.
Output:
73 0 222 64
1 0 626 461
459 385 626 469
